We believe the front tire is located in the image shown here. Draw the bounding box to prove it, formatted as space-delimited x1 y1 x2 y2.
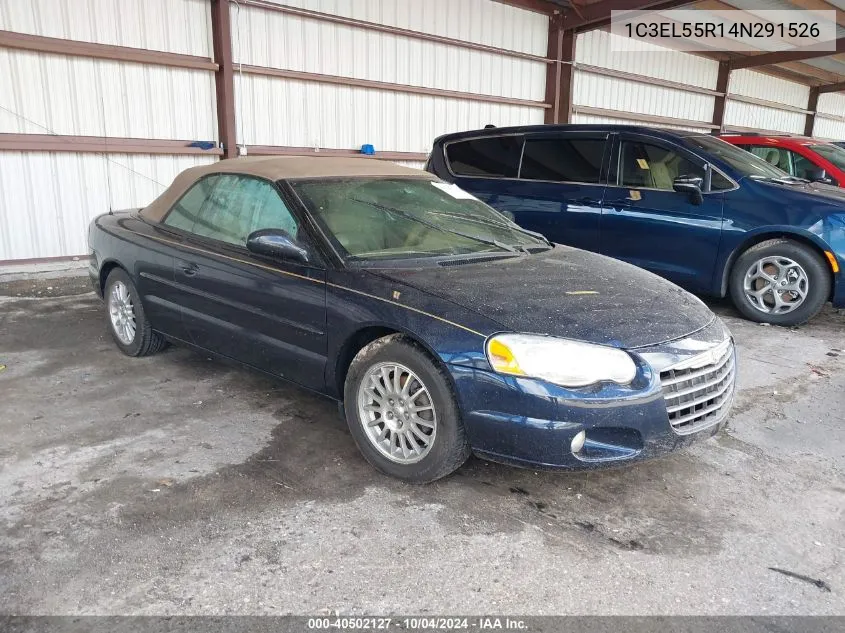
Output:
729 239 831 326
343 334 470 483
104 268 166 357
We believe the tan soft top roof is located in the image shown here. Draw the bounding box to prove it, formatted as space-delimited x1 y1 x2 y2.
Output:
141 155 435 222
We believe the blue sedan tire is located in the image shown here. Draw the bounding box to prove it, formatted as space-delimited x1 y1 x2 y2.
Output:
729 239 831 326
343 334 471 483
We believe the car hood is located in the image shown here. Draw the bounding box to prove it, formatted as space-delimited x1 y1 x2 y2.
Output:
367 246 715 349
755 178 845 207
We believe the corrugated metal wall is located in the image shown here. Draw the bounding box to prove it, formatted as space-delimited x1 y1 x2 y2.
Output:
2 0 843 263
724 70 809 134
0 152 216 260
814 93 845 140
572 30 718 133
0 0 211 55
232 0 548 154
272 0 548 55
0 0 218 261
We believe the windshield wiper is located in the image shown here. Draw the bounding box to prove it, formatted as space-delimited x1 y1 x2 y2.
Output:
350 198 519 253
750 175 808 185
427 210 552 250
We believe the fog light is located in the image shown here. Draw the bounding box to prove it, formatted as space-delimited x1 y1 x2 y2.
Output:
571 430 586 454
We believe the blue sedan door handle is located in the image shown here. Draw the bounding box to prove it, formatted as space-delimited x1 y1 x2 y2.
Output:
181 262 199 277
573 197 600 206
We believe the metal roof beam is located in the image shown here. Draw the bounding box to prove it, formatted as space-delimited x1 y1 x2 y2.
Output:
817 80 845 93
730 38 845 70
561 0 697 32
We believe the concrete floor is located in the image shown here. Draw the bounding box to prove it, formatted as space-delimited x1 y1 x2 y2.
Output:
1 274 843 615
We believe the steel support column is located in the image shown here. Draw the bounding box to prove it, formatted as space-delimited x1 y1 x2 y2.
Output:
211 0 237 159
544 15 574 124
805 87 820 137
711 61 731 135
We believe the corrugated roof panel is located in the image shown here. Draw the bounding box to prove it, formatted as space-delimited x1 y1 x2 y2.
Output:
0 0 212 56
261 0 548 56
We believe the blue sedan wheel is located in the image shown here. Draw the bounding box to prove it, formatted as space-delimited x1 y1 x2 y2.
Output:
344 334 470 483
729 238 831 326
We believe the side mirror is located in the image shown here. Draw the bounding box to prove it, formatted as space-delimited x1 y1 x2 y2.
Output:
246 229 310 263
673 175 704 205
499 209 516 222
807 167 834 185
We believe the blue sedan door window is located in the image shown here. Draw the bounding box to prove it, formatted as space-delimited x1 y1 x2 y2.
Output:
514 134 608 251
601 135 725 293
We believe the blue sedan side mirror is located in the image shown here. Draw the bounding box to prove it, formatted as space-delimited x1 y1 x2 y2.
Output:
247 229 310 263
673 175 704 206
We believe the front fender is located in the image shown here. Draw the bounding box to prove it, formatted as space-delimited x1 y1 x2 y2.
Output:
714 224 842 299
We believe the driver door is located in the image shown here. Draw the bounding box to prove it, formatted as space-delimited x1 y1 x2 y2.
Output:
163 174 328 390
600 133 724 292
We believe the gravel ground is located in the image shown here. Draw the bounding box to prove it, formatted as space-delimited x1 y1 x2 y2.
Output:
0 274 843 615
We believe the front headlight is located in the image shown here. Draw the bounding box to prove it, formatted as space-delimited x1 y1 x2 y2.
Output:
486 333 637 388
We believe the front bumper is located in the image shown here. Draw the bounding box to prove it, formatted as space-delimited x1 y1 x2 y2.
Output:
449 319 735 470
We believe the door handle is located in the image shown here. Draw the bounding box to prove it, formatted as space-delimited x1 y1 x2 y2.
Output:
181 263 198 277
573 197 600 206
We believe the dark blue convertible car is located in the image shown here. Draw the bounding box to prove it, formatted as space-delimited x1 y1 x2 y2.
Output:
427 125 845 326
88 157 735 482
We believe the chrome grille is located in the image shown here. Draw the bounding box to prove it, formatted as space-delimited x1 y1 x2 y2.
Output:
659 339 736 435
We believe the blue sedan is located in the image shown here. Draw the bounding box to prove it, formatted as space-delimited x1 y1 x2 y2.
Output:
427 125 845 326
88 157 735 482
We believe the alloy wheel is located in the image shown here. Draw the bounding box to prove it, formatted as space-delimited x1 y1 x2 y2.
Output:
108 281 137 345
357 362 437 464
743 256 809 315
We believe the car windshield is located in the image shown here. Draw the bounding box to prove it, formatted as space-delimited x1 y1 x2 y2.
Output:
292 177 549 260
686 135 787 179
808 143 845 171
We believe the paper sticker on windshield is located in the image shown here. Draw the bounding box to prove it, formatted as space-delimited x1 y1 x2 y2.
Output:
431 181 479 201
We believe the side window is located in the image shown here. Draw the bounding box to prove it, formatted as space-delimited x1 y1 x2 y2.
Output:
790 152 816 180
747 146 791 173
190 175 300 247
520 136 606 184
710 169 734 191
163 176 219 232
445 136 523 178
619 140 705 190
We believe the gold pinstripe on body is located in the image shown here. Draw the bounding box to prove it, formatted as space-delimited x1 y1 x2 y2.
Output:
119 228 486 338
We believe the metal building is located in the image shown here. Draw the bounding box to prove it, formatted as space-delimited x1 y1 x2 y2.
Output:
2 0 845 264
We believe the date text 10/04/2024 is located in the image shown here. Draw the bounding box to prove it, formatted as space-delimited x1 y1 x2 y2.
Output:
306 617 528 630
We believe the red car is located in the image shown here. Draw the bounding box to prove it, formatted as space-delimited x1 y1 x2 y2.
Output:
720 134 845 187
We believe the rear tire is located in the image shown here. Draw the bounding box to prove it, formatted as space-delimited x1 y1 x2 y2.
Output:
343 334 470 483
729 239 830 326
104 268 167 357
